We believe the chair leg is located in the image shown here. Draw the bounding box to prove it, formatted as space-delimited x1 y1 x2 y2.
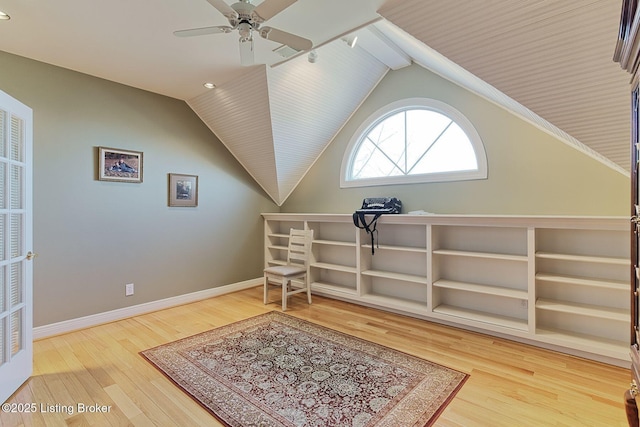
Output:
282 278 288 311
306 277 312 305
263 275 268 305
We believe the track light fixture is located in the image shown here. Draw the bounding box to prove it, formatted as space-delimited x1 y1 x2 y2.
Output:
342 35 358 48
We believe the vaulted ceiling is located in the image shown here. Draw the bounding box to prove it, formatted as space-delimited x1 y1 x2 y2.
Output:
0 0 630 205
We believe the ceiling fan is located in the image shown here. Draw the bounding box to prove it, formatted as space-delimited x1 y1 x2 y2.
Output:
174 0 313 66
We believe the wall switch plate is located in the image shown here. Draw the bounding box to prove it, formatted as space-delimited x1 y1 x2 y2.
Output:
125 283 134 296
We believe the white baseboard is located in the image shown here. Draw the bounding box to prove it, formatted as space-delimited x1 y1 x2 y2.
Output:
33 278 262 340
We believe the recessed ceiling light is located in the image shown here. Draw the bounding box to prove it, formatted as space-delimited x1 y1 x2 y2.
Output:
0 11 10 20
203 82 216 89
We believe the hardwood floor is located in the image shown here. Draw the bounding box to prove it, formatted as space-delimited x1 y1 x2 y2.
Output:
2 286 632 426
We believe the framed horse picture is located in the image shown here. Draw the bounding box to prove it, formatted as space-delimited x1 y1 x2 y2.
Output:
98 147 143 183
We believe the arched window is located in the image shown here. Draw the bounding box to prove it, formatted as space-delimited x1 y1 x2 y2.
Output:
341 98 487 187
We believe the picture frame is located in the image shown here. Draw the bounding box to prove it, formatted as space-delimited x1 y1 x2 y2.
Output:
98 147 143 183
168 173 198 207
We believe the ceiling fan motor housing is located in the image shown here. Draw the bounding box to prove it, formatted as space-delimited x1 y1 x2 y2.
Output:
230 1 259 30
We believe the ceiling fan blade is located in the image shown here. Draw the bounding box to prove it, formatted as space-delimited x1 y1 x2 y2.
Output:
239 38 254 66
251 0 297 23
205 0 239 20
259 26 312 52
174 26 233 37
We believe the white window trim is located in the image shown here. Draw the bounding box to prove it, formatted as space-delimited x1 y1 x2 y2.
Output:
340 98 488 188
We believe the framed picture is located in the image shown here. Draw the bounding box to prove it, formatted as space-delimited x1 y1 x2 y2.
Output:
98 147 143 183
169 173 198 207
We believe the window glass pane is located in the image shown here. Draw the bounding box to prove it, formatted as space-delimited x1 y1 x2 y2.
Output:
10 263 21 307
0 110 5 159
0 266 4 311
11 309 21 356
372 114 406 171
352 140 403 179
0 317 4 365
0 162 5 210
0 215 4 262
412 124 478 174
10 214 21 259
10 115 23 162
406 110 450 167
10 164 21 209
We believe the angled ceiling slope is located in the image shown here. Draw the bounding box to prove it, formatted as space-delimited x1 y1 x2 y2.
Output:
188 35 389 205
378 0 631 172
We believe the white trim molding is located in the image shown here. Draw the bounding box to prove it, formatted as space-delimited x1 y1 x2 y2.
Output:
33 278 262 340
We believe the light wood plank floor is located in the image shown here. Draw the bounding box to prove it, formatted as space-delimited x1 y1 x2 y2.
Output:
1 286 632 426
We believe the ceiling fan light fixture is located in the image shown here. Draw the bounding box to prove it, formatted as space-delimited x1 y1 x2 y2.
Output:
237 22 253 42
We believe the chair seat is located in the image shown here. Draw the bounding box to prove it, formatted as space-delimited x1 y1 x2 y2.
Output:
264 265 306 277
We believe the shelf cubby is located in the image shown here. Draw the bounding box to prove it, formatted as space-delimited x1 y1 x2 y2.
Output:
360 274 428 314
432 225 528 257
310 267 357 294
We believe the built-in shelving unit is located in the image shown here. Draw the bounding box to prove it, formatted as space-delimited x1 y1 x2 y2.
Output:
263 213 629 366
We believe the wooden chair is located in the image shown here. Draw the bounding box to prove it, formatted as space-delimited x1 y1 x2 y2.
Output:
263 228 314 311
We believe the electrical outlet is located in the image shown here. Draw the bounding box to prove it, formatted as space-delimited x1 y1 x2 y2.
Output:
125 283 134 296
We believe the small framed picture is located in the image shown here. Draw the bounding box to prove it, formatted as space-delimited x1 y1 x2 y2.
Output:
169 173 198 207
98 147 143 183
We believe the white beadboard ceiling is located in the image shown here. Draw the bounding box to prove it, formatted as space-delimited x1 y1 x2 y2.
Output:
0 0 631 206
379 0 631 171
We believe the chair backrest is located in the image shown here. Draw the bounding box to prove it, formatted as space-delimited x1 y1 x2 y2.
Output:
287 228 313 268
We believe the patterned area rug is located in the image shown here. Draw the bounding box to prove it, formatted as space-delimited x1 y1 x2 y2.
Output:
141 311 468 427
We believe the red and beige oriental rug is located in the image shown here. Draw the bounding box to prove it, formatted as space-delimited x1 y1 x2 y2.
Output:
141 311 468 427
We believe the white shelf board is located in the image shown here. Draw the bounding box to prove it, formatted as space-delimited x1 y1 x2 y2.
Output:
535 328 628 359
313 239 356 247
310 262 357 274
433 249 528 262
267 245 288 251
433 304 529 331
535 252 628 265
536 273 628 291
362 244 427 253
433 279 527 299
312 281 357 296
267 232 289 239
360 293 427 314
535 298 628 322
361 269 427 284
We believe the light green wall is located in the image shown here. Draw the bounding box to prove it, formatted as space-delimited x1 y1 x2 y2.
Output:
0 51 278 327
281 65 629 215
